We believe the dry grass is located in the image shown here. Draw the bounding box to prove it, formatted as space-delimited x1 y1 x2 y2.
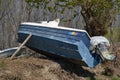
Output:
0 44 120 80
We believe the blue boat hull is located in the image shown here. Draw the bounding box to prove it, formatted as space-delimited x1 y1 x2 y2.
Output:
18 23 102 68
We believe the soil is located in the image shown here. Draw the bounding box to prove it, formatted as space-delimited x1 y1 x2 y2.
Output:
0 44 120 80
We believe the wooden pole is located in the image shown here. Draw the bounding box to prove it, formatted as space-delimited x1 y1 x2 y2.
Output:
10 33 32 60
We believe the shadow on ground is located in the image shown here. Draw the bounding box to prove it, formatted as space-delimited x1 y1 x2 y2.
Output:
33 50 96 79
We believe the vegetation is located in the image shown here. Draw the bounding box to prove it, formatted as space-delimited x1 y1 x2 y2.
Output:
106 26 120 42
0 0 120 49
112 76 120 80
0 61 5 67
0 1 120 80
25 0 120 36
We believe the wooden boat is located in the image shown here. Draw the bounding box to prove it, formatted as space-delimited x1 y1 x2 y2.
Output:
17 19 114 68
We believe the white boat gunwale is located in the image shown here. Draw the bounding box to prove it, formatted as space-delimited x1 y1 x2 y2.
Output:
21 22 91 38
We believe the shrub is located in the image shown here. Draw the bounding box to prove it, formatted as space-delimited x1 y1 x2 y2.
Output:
105 27 120 42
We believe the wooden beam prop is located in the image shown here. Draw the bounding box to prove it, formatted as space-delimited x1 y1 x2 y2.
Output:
10 33 32 60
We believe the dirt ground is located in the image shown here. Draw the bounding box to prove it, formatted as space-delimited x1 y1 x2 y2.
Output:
0 44 120 80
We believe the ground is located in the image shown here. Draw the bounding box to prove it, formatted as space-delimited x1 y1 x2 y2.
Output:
0 44 120 80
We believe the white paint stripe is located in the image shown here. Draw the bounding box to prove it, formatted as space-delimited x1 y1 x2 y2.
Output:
21 22 91 38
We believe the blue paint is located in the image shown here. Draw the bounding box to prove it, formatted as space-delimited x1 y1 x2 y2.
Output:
18 24 102 68
77 41 99 68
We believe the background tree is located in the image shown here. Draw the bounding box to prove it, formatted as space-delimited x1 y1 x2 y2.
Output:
0 0 120 49
0 0 33 49
25 0 119 36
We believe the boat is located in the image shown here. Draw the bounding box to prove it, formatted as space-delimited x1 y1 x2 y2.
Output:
17 19 115 68
0 47 26 57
